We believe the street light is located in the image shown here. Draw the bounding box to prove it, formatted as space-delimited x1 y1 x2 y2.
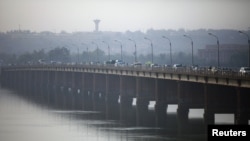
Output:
92 42 99 63
71 43 79 64
102 41 110 60
162 36 172 65
144 37 154 64
239 31 250 67
128 38 137 62
77 47 79 64
183 34 194 66
208 33 220 67
82 43 89 63
114 40 123 61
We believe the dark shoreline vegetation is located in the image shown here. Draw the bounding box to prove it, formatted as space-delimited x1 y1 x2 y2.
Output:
0 29 249 67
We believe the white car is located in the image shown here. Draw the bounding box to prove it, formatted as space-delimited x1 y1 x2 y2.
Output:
239 67 250 75
132 62 142 67
172 64 183 69
114 60 125 67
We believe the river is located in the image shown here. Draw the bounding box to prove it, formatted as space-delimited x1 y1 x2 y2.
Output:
0 86 235 141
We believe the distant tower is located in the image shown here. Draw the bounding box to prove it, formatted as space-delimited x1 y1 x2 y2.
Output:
93 19 100 32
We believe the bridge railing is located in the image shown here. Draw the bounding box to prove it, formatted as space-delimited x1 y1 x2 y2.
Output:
1 64 250 80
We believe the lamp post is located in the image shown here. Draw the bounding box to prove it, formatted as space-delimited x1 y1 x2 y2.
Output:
114 40 123 61
128 38 137 62
92 42 99 63
77 47 79 64
208 33 220 67
183 34 194 66
144 37 154 64
102 41 110 60
239 31 250 67
162 36 172 66
82 43 89 63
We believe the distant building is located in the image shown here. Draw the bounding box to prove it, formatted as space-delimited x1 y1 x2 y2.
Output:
198 44 248 65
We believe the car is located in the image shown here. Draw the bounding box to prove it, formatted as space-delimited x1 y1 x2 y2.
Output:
150 63 160 68
114 60 125 67
38 59 46 64
164 64 172 68
172 64 184 69
132 62 142 67
105 60 116 65
239 67 250 75
190 65 199 71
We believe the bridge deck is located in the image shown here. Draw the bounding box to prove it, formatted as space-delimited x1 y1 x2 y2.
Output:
2 64 250 88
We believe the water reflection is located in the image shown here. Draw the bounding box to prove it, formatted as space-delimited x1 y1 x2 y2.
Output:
0 87 207 141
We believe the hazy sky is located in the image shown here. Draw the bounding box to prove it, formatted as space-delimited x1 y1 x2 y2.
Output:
0 0 250 33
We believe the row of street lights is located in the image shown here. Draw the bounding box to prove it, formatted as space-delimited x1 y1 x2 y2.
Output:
207 31 249 68
83 40 123 63
81 31 249 67
239 31 250 67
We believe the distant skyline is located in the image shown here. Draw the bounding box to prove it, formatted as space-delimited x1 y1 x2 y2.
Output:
0 0 250 33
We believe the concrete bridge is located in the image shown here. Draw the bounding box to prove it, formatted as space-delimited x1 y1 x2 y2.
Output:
1 64 250 127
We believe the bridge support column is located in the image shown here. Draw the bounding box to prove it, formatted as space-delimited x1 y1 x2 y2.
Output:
92 91 106 112
120 95 133 124
82 74 94 110
105 75 119 119
177 104 189 124
235 88 250 124
177 82 189 124
135 78 151 127
50 71 59 108
73 73 84 110
82 90 93 110
154 79 168 127
203 84 215 125
70 72 76 110
136 98 149 127
106 93 119 120
155 101 168 127
62 72 69 109
46 71 52 106
55 72 64 109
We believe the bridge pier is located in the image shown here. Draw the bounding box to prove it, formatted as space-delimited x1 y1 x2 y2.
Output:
51 72 58 108
235 88 250 124
105 75 120 120
154 79 178 128
119 76 136 125
62 71 70 109
83 90 93 110
105 92 119 119
136 97 150 126
119 95 134 124
154 101 168 127
135 78 154 127
92 74 106 113
177 82 189 125
83 73 94 110
203 84 215 125
73 72 84 110
92 91 106 112
204 84 237 125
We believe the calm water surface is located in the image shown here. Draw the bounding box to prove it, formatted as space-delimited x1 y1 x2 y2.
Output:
0 87 221 141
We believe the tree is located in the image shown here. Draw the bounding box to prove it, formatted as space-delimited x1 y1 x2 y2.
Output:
18 53 33 64
48 47 71 63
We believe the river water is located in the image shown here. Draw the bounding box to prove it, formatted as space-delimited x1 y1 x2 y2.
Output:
0 87 235 141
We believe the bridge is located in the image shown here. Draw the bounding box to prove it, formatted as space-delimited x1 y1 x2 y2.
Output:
1 64 250 127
